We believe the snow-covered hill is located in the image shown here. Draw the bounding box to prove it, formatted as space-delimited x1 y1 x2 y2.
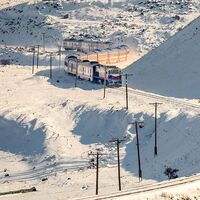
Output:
0 0 200 56
124 16 200 99
1 0 200 199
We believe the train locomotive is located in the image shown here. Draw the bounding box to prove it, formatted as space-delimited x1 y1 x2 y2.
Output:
64 56 122 86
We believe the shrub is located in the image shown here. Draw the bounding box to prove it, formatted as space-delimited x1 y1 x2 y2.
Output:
164 167 179 179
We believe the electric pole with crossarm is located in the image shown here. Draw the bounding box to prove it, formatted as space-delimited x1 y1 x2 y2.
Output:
32 46 35 74
149 102 162 156
122 73 133 110
109 138 126 191
129 121 144 181
88 150 107 195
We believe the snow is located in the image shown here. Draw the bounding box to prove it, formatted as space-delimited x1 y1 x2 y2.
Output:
1 0 200 199
1 65 200 199
124 16 200 99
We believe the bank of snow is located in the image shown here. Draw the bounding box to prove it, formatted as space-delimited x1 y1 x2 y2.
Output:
124 16 200 99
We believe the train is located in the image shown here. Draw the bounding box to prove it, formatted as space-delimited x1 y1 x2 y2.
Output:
64 55 122 86
63 38 113 52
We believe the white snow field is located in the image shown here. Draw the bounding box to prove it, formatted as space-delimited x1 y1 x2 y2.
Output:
124 15 200 99
1 65 200 199
1 0 200 199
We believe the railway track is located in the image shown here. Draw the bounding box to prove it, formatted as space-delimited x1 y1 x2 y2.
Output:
118 87 200 110
75 173 200 200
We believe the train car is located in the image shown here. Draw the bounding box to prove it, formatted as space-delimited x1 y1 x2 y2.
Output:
78 60 94 81
63 38 113 52
64 55 78 74
64 56 122 86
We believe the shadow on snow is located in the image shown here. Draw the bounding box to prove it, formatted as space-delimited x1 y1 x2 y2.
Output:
71 106 200 181
34 68 105 90
0 116 46 157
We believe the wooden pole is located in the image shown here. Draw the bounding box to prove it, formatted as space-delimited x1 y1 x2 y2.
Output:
103 65 107 99
50 53 52 79
75 59 78 87
36 45 39 69
42 33 45 52
88 151 106 195
149 102 162 156
32 46 35 74
125 73 128 109
96 152 99 195
135 122 142 181
109 138 126 191
129 121 144 181
58 45 61 71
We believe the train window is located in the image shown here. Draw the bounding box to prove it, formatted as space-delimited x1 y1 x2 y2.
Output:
109 70 120 74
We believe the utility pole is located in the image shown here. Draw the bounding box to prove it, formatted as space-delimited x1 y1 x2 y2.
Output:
88 151 106 195
75 59 78 87
122 73 133 110
42 33 45 52
149 102 162 156
103 65 107 99
109 138 126 191
36 45 40 69
129 121 144 182
49 53 52 79
32 46 35 74
58 45 61 71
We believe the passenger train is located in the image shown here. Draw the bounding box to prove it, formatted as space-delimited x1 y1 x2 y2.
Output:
64 56 122 86
63 38 113 52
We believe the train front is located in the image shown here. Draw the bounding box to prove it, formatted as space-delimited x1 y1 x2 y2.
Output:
107 67 122 87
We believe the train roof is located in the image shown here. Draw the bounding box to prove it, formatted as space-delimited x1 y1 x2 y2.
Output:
63 38 113 45
90 61 99 65
67 55 78 59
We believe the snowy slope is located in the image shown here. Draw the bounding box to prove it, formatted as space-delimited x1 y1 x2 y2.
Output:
1 66 200 199
0 0 200 56
124 16 200 99
1 0 200 199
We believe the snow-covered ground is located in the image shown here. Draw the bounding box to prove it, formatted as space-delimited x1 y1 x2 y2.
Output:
1 65 200 199
1 0 200 199
0 0 200 56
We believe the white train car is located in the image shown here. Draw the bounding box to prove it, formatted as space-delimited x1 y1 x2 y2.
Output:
64 55 77 74
63 38 113 52
77 60 94 81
